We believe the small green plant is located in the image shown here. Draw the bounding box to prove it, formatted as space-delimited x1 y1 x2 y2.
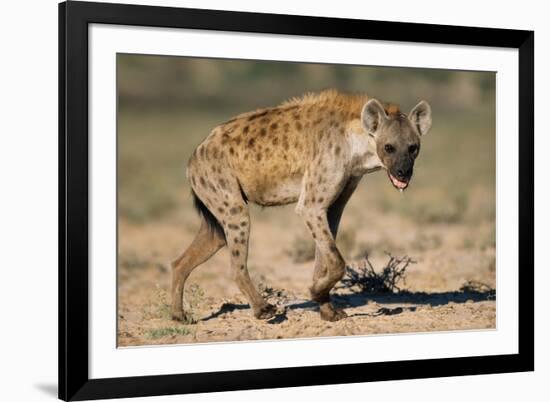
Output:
145 326 191 339
340 253 415 293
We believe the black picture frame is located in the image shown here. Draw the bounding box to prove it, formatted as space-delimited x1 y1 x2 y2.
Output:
59 1 534 400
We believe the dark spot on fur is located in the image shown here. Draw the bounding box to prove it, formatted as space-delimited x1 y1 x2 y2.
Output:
199 177 206 186
270 122 278 130
218 208 225 214
256 153 262 162
240 221 247 227
247 110 269 121
282 137 289 150
232 249 240 257
318 197 324 203
229 147 235 155
230 206 242 215
240 264 245 270
335 146 341 156
295 121 302 130
243 125 250 134
228 223 239 230
247 138 255 148
272 137 279 146
260 128 267 136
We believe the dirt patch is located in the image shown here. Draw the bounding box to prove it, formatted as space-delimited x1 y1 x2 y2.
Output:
117 212 496 346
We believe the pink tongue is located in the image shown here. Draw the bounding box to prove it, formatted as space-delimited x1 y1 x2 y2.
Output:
390 174 408 189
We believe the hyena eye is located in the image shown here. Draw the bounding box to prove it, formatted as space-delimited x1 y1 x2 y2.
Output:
408 144 418 154
384 144 395 153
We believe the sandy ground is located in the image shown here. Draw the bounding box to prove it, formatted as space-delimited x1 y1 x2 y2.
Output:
117 200 496 346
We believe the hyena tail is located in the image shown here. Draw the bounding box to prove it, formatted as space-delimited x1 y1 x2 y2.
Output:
191 189 226 241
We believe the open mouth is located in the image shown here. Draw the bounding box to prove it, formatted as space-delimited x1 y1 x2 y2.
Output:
388 172 409 191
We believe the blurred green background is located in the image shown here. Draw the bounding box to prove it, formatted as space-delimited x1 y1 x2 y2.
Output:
117 54 495 231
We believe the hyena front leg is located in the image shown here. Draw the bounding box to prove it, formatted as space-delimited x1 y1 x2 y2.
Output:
312 176 361 289
297 168 349 321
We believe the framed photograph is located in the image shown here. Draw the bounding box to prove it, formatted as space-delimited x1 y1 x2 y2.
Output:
59 1 534 400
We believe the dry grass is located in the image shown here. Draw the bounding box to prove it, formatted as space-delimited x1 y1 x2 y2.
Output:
340 253 415 293
145 326 191 339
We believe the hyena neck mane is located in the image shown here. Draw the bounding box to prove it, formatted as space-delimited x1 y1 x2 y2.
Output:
281 88 401 119
281 89 400 176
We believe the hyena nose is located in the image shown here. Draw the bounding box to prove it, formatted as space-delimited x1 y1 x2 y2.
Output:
397 167 412 178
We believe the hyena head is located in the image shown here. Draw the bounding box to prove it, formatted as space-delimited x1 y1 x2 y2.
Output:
361 98 432 191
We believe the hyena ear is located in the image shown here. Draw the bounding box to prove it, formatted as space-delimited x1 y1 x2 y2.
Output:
408 100 432 136
361 99 387 135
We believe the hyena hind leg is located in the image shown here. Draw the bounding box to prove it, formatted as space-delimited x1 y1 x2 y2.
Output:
221 204 277 320
171 218 226 322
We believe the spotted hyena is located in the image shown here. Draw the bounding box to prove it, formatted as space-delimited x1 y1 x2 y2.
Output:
171 89 432 322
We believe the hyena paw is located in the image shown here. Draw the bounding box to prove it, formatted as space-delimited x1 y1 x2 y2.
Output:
320 304 347 322
254 303 277 320
172 310 194 323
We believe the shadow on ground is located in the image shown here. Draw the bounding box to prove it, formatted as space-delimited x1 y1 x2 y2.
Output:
201 289 495 324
